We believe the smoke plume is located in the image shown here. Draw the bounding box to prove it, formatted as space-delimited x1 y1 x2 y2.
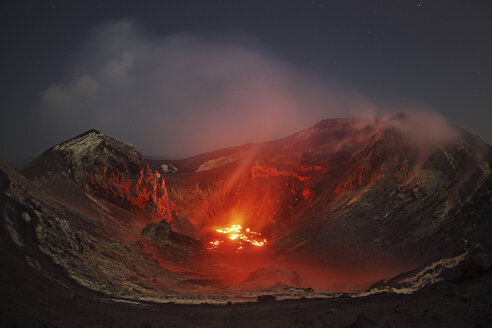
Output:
41 19 375 158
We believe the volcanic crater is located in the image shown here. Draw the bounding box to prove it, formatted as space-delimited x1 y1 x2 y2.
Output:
2 114 492 326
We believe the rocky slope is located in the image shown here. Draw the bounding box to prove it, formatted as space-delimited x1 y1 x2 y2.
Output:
152 114 492 289
23 129 176 222
0 157 204 303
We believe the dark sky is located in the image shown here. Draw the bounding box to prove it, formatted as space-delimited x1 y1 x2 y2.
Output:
1 0 491 161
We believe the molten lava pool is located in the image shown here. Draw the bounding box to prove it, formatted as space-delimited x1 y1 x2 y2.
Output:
207 224 268 251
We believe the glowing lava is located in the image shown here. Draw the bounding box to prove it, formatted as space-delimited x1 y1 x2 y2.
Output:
207 224 267 251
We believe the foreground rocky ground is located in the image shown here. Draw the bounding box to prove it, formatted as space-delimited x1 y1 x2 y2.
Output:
1 248 491 328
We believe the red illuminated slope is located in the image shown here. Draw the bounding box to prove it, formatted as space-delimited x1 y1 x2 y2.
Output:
19 115 492 292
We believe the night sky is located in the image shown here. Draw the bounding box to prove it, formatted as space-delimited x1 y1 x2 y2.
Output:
1 0 491 162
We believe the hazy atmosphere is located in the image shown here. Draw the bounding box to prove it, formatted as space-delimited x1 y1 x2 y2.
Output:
1 1 491 160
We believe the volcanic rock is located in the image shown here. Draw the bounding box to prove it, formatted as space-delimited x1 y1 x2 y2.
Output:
0 168 9 191
22 129 176 221
346 314 377 328
140 220 205 265
0 155 199 303
23 129 143 187
257 294 276 302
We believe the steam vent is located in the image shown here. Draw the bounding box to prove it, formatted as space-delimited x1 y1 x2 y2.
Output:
2 114 492 326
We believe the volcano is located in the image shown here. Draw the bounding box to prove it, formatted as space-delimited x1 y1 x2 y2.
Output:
1 114 492 327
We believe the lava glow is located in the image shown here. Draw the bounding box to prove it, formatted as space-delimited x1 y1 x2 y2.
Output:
207 224 267 251
90 163 176 221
